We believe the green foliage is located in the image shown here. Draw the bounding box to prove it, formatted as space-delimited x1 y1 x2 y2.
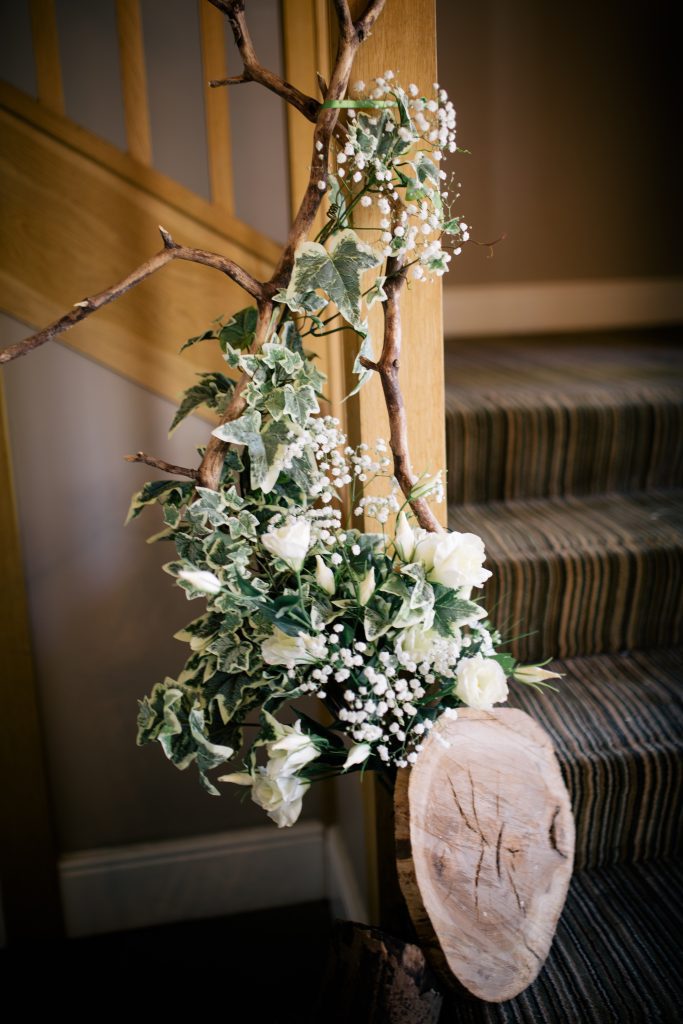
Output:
169 372 234 434
282 230 380 333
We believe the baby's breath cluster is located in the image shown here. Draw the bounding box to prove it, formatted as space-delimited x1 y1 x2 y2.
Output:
318 71 469 283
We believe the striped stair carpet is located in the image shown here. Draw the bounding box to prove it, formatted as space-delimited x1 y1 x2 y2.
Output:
441 329 683 1022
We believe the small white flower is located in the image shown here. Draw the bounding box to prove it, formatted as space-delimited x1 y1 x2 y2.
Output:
315 555 336 596
177 569 222 595
262 627 325 666
353 80 366 93
265 719 319 778
513 664 563 685
343 742 372 770
358 567 376 607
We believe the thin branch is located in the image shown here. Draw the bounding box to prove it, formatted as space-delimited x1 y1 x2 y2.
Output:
124 453 198 480
207 0 321 123
0 227 263 365
364 260 444 533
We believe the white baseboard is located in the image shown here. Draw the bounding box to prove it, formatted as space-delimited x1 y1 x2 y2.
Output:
443 276 683 336
58 820 368 939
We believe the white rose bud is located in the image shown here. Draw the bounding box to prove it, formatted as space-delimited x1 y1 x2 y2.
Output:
261 626 326 666
358 567 376 607
261 518 312 572
343 742 372 770
513 664 563 685
394 511 418 562
265 720 319 778
454 654 509 710
315 555 336 596
177 569 222 594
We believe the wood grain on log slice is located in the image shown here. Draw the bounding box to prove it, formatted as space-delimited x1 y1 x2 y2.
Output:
394 708 575 1003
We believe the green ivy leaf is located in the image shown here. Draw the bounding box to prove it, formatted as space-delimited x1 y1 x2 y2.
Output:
125 479 194 524
432 585 483 639
169 372 234 435
284 230 380 332
218 307 258 352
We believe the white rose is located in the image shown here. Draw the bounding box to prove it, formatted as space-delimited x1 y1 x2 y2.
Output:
315 555 336 595
261 627 326 666
397 625 439 658
454 654 509 710
177 569 222 594
266 720 319 777
415 530 492 590
261 518 312 572
251 770 310 827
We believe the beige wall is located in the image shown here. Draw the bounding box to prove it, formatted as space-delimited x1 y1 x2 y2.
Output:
1 314 323 853
436 0 682 286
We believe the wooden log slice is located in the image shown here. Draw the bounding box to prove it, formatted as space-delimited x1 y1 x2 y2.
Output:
394 708 575 1003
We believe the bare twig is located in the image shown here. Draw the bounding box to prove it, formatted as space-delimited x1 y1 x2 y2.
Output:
207 0 321 123
0 227 263 365
364 259 444 533
124 453 199 480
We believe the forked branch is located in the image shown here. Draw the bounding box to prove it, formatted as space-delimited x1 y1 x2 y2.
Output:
207 0 321 122
1 228 263 365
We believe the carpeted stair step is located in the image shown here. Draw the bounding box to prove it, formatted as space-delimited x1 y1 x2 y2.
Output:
449 489 683 662
507 647 683 872
444 329 683 505
446 855 682 1023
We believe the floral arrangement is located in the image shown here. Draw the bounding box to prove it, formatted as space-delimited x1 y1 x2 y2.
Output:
130 70 559 829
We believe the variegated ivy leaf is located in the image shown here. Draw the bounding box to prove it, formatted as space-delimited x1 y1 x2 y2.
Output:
431 585 483 639
364 597 395 641
218 306 258 352
273 288 328 316
169 372 234 435
137 683 198 771
125 479 194 524
348 332 376 398
261 341 303 376
416 152 439 185
285 230 380 332
366 276 387 308
188 705 235 795
212 409 266 484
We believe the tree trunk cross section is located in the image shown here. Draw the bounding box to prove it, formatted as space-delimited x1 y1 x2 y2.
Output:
395 708 575 1003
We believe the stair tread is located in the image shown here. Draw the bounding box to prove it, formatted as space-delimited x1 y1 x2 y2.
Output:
443 331 683 504
451 856 683 1023
449 489 683 561
445 330 683 400
507 647 683 869
447 490 683 659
